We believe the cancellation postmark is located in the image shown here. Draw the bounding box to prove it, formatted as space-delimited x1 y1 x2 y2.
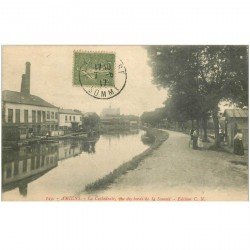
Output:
73 51 127 99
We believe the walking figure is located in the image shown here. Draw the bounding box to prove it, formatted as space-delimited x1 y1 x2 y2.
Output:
233 129 244 155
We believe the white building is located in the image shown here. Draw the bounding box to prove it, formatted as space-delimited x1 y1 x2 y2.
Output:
2 90 59 130
2 62 59 140
58 109 82 130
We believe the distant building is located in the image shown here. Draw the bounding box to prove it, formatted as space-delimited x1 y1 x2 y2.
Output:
100 107 140 131
2 62 59 140
100 106 122 127
223 108 248 149
101 106 120 118
58 109 82 131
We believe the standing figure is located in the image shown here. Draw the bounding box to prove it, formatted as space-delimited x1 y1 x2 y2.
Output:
219 128 225 144
189 129 194 147
233 130 244 155
192 129 198 150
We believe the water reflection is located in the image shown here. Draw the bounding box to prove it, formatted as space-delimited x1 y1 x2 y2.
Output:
2 138 98 197
2 130 148 200
2 143 59 196
82 141 96 154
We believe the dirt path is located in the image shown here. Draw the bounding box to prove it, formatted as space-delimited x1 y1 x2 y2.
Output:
98 130 248 201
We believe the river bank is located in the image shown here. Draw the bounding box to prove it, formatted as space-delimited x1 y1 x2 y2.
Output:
84 128 169 193
98 130 248 201
2 131 100 149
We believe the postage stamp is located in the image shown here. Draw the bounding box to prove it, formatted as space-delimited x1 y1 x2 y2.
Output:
73 51 127 99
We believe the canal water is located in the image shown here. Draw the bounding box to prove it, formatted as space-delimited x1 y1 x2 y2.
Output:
2 130 148 201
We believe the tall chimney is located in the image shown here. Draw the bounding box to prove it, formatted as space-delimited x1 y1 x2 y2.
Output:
21 62 31 94
21 74 26 92
25 62 31 94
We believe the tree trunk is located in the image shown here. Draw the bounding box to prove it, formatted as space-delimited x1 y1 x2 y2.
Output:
196 119 200 130
212 110 220 148
191 120 194 129
196 118 201 136
202 116 209 142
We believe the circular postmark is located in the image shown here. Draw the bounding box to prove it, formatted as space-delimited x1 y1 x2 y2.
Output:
74 52 127 99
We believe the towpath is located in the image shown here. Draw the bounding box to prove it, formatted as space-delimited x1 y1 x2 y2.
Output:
100 130 248 201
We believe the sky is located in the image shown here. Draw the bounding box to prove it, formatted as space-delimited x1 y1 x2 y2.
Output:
2 46 168 116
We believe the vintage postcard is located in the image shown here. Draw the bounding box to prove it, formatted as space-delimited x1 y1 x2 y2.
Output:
1 45 248 201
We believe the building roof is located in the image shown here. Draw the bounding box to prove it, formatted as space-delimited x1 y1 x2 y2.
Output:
223 108 248 118
59 109 82 115
2 90 57 108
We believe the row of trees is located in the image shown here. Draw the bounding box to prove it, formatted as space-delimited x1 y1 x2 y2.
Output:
145 46 248 147
141 107 167 127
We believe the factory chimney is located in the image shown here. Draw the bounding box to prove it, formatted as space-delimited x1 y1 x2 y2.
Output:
21 74 26 91
21 62 31 94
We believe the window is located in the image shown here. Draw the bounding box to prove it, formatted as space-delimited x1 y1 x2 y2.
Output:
32 110 36 123
6 164 12 178
55 112 58 119
37 111 41 123
51 112 54 119
69 116 71 121
47 111 50 120
73 116 75 121
55 125 58 130
2 107 5 122
24 110 28 123
65 115 67 122
42 111 46 122
8 109 13 123
15 109 20 123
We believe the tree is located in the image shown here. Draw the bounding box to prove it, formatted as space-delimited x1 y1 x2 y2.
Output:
83 112 100 130
141 107 167 127
120 114 139 122
147 45 248 147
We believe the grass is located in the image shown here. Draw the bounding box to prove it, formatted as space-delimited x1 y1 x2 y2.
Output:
207 144 231 153
84 128 169 193
229 160 248 166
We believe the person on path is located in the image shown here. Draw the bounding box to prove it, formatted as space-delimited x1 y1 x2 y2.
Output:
233 130 244 155
189 129 194 147
192 129 198 150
